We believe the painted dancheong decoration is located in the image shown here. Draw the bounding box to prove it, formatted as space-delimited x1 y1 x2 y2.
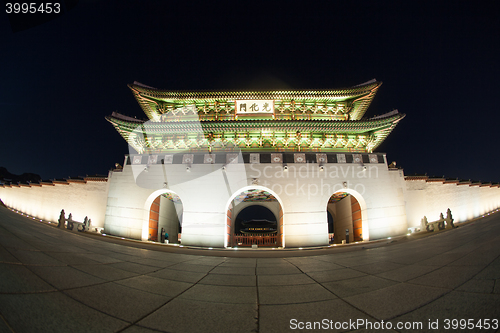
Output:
106 80 404 154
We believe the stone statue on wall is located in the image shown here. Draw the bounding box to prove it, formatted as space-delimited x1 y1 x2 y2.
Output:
67 213 73 230
446 208 455 228
58 209 65 228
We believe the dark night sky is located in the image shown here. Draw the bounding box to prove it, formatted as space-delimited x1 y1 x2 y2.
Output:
1 1 499 182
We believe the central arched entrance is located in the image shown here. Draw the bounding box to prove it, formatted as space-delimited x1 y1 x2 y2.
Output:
226 189 283 248
147 192 183 244
327 191 363 244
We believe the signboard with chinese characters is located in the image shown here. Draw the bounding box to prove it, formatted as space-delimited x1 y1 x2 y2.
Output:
236 100 274 114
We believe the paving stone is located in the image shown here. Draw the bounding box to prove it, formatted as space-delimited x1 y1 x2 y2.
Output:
332 256 382 267
256 265 302 275
376 264 440 282
289 262 345 273
138 299 257 333
0 263 55 293
416 252 467 266
70 263 139 281
456 279 495 293
148 267 207 283
121 324 162 332
210 266 256 275
306 267 367 283
183 257 226 266
6 248 66 266
323 275 398 298
494 280 500 294
256 258 289 266
473 264 500 280
390 291 500 332
108 262 161 275
260 299 373 333
127 257 180 268
345 283 449 320
45 252 102 265
448 249 500 266
408 265 483 289
258 273 316 286
115 275 193 296
167 262 215 273
0 245 21 264
199 273 257 286
218 258 257 267
259 283 336 305
0 317 13 333
0 292 128 332
79 252 125 264
65 282 171 322
28 265 106 289
178 284 257 304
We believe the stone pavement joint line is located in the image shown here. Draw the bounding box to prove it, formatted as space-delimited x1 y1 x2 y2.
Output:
0 206 500 333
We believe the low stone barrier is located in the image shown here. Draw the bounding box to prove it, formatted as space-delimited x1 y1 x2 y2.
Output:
58 209 91 232
421 208 455 232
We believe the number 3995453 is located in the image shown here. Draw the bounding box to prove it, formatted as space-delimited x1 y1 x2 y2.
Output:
6 3 61 14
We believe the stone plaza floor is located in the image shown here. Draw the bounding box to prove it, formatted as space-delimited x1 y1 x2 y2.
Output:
0 206 499 332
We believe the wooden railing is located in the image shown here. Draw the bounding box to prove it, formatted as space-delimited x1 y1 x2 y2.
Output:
234 234 277 246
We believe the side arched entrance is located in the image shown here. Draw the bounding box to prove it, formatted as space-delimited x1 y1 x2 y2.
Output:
327 191 365 244
146 192 183 244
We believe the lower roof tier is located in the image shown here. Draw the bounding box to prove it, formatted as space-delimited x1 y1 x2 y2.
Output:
106 111 404 153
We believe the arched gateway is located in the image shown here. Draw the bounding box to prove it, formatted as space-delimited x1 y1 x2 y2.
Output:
225 188 284 248
104 80 409 247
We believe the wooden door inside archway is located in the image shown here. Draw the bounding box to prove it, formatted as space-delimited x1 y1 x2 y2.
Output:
351 196 362 242
148 196 160 241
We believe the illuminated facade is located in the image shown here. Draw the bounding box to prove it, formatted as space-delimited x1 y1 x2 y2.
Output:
103 80 410 247
2 80 499 248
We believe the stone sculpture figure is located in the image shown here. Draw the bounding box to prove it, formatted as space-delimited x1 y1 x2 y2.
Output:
58 209 65 228
446 208 455 228
67 213 74 230
83 216 88 231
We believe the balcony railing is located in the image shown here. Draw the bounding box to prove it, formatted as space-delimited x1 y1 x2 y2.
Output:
234 234 277 246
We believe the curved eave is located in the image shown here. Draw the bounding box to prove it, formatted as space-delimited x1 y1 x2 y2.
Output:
367 113 405 151
128 80 381 100
128 80 382 121
106 112 404 136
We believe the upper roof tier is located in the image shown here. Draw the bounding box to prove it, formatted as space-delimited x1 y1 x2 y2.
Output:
129 79 382 122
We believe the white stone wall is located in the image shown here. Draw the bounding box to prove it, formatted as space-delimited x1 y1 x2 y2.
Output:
404 180 500 229
103 155 409 247
7 154 498 248
0 181 109 227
